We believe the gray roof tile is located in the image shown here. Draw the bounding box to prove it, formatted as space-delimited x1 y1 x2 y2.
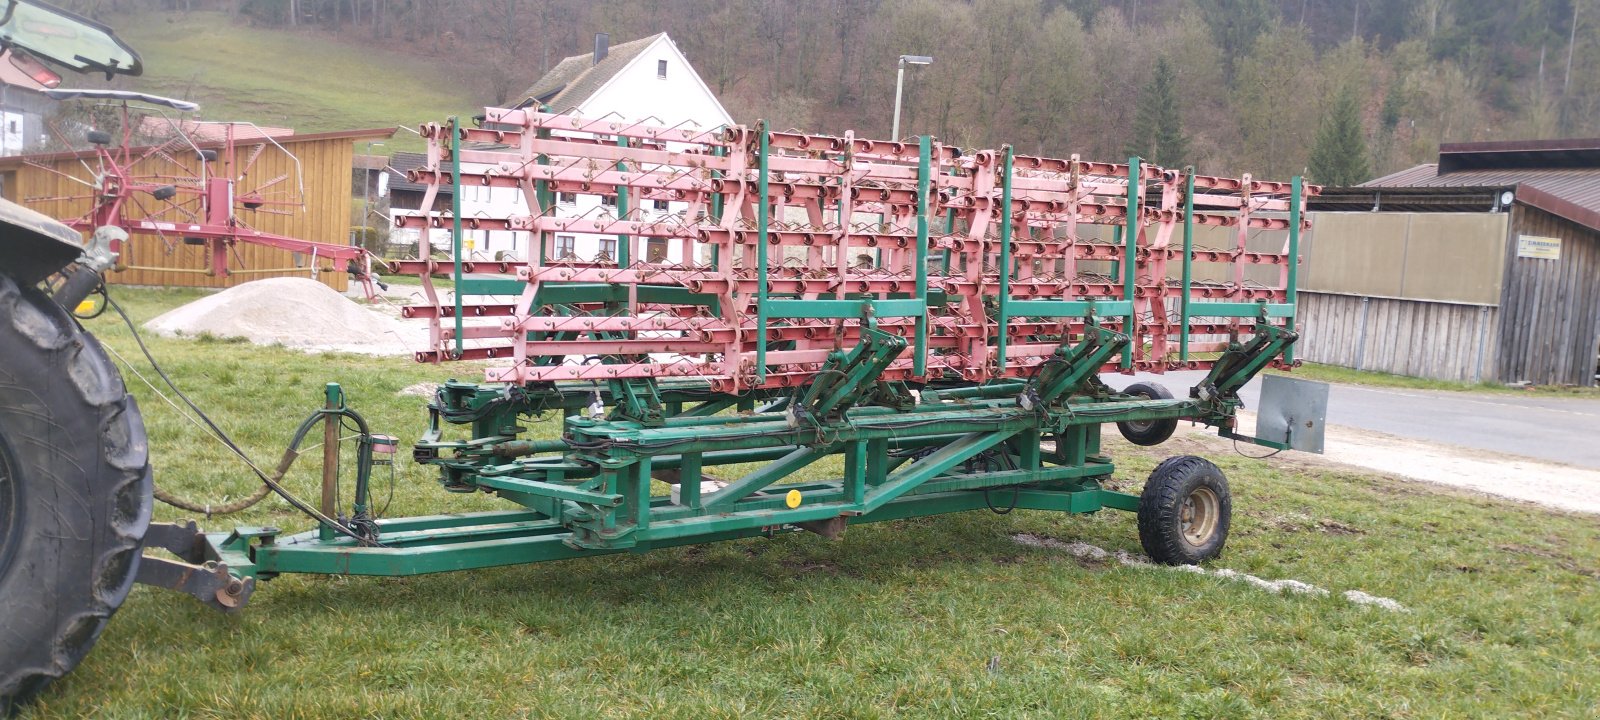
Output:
519 33 665 111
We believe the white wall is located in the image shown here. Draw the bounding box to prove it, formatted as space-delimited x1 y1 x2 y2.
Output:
581 38 733 132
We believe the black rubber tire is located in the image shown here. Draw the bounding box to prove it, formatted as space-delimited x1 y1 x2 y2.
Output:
1137 455 1231 565
0 273 152 715
1116 381 1178 446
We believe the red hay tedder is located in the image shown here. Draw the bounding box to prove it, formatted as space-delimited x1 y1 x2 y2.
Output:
20 88 387 298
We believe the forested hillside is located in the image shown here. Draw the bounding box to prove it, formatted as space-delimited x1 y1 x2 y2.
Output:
60 0 1600 182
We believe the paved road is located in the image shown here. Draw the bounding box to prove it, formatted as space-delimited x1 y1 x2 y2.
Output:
1124 370 1600 470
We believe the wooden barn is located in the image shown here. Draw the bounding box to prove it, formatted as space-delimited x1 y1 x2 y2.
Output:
0 125 395 293
1305 138 1600 387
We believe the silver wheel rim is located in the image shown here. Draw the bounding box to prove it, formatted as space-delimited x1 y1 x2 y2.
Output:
1179 485 1219 547
1123 389 1157 434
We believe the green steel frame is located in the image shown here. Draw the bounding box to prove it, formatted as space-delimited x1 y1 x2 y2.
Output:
202 320 1294 581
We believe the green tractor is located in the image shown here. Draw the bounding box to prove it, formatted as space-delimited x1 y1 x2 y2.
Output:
0 2 150 712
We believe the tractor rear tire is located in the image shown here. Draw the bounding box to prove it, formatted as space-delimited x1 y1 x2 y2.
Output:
1137 455 1230 565
0 273 152 715
1116 381 1179 446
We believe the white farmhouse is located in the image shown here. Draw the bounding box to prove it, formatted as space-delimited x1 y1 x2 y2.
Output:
389 33 734 264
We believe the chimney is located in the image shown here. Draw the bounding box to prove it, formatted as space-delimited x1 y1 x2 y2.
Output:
593 33 609 65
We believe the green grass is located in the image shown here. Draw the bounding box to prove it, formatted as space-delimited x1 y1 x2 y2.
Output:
17 286 1600 718
108 11 479 152
1273 362 1600 397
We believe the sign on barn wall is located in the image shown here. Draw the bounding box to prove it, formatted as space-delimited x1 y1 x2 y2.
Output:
1516 234 1562 260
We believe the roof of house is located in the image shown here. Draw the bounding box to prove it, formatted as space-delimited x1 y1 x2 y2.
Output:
384 150 449 195
1362 138 1600 233
518 33 666 111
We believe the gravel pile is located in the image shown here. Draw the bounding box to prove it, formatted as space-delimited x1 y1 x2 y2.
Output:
144 277 425 356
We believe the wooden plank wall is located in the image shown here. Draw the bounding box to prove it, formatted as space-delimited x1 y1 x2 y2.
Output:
1496 205 1600 386
15 136 354 292
1297 291 1499 382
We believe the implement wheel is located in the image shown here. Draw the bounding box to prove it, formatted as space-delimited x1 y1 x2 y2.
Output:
1116 381 1179 446
0 273 152 715
1137 455 1230 565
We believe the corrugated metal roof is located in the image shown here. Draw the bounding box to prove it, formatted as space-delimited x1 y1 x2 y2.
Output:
517 33 665 111
1363 164 1448 187
1363 161 1600 233
1438 137 1600 172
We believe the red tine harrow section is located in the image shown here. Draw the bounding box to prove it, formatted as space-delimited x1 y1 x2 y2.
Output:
392 108 1316 393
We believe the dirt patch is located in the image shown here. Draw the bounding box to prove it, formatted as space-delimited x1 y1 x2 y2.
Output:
398 382 440 397
1261 512 1365 535
787 559 842 575
1318 519 1365 535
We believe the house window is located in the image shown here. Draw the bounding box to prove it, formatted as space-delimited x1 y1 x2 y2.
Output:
600 194 617 207
646 239 668 262
657 60 667 78
651 199 669 211
555 234 576 259
557 192 576 205
598 237 617 261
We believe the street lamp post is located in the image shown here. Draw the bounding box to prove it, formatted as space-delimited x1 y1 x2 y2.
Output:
891 54 933 140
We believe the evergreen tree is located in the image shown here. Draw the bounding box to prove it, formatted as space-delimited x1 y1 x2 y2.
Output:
1308 90 1373 186
1124 58 1190 167
1199 0 1277 81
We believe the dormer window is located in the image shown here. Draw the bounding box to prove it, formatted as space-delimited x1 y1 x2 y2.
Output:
657 60 667 79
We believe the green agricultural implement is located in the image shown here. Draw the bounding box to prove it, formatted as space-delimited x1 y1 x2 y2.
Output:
0 3 1327 713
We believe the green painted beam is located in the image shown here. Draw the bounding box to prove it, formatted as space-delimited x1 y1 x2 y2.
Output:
756 120 770 381
472 475 625 507
1004 300 1134 318
995 146 1015 367
459 277 526 295
914 135 931 376
764 298 925 319
1286 176 1303 364
1122 157 1140 370
1181 168 1195 362
1185 302 1295 318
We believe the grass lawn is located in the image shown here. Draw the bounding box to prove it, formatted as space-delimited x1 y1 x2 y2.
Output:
1271 362 1600 397
105 11 479 153
17 286 1600 718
